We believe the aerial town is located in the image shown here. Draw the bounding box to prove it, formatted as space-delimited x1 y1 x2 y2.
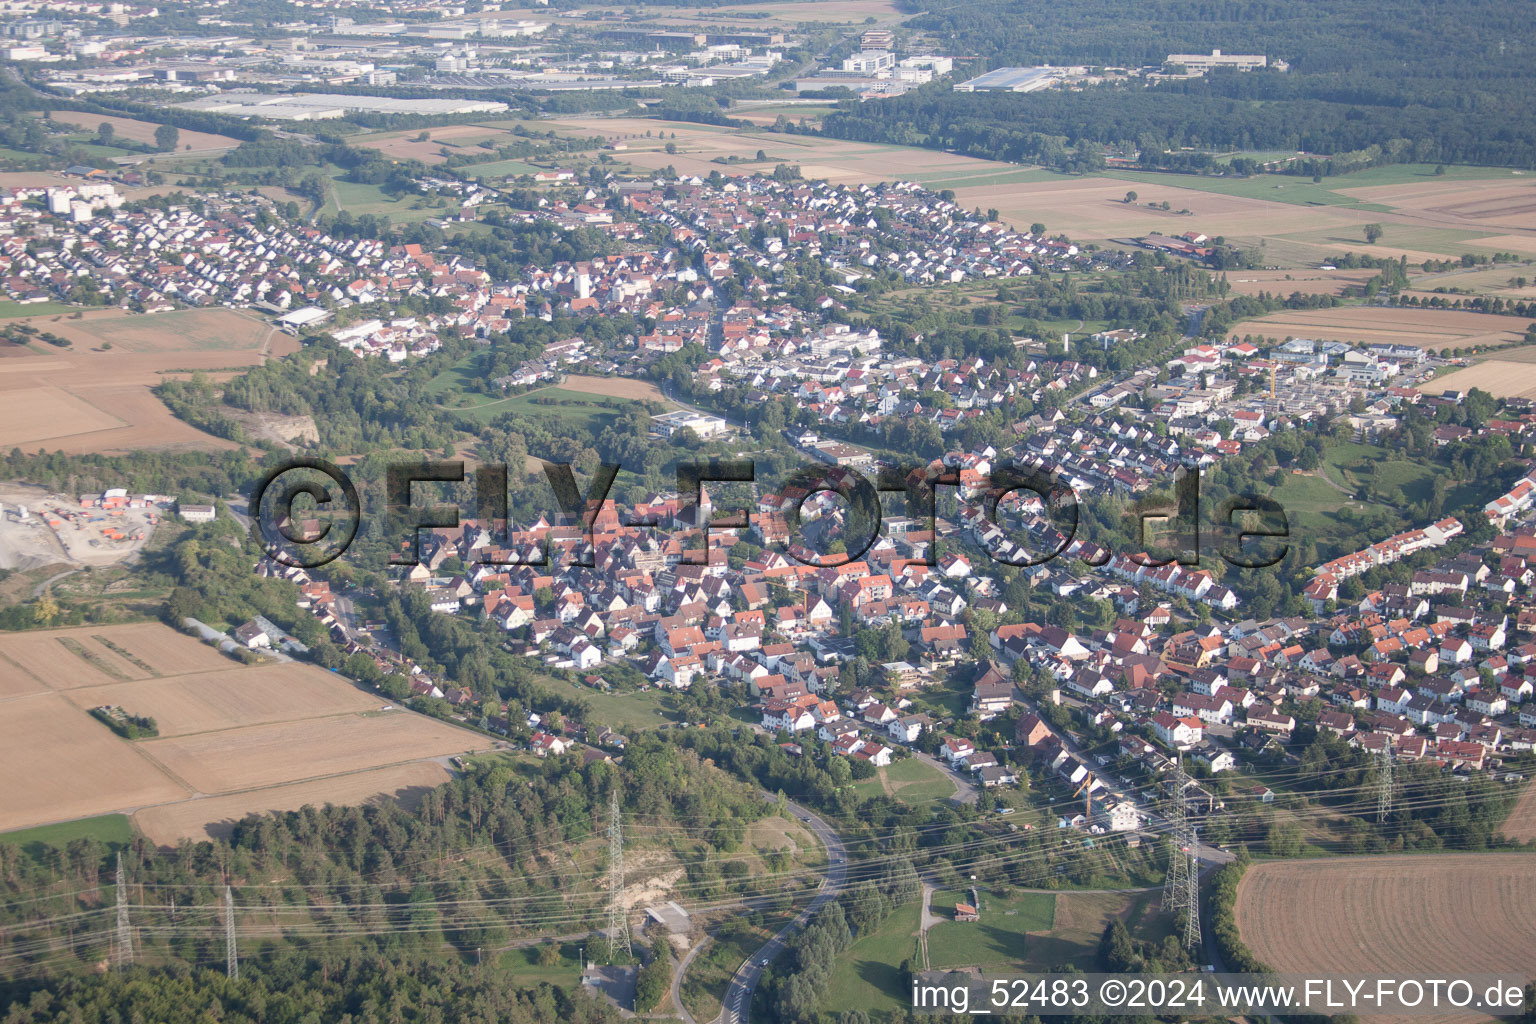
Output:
0 0 1534 1020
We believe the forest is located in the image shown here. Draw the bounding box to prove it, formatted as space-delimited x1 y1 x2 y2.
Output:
0 748 781 981
813 0 1536 171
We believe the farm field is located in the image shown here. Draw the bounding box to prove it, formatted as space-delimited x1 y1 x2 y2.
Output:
1424 360 1536 400
1222 268 1379 297
1407 266 1536 300
459 158 542 179
559 373 668 402
0 307 291 453
552 116 1024 189
0 813 133 853
0 692 191 832
0 623 483 843
732 101 837 127
351 123 523 162
61 663 382 737
1235 854 1536 998
1334 177 1536 234
141 712 474 794
1500 781 1536 844
43 111 241 154
1227 306 1535 350
952 174 1359 248
132 762 452 844
943 165 1536 264
12 306 271 354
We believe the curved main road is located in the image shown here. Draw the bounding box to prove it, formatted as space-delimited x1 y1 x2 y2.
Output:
714 797 848 1024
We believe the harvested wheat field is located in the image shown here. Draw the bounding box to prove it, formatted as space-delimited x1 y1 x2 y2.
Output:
81 622 237 676
1224 268 1380 297
1501 781 1536 844
45 111 241 154
134 762 451 843
1424 361 1536 400
0 308 292 453
560 373 667 402
0 692 191 832
140 712 475 795
0 623 483 843
1335 179 1536 234
0 628 150 688
17 306 271 354
1236 854 1536 981
554 116 1021 188
353 124 520 162
61 663 382 738
1229 306 1534 350
954 175 1350 243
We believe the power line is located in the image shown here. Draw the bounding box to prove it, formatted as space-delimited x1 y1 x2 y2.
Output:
113 852 133 970
1375 743 1396 824
605 788 630 963
1160 759 1200 948
225 886 238 981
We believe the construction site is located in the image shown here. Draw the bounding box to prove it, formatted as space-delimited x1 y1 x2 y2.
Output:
0 484 164 571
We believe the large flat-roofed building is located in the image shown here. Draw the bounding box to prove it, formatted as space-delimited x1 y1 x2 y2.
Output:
841 49 895 74
1165 49 1268 73
177 92 507 121
953 65 1064 92
652 409 731 439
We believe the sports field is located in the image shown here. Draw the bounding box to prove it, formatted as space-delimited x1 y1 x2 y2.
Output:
0 623 483 843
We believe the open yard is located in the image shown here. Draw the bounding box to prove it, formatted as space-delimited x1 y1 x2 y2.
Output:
0 307 291 453
1235 854 1536 980
531 673 675 732
926 890 1056 970
820 900 921 1016
0 623 484 843
852 756 957 805
1419 360 1536 400
1227 306 1534 350
444 385 652 429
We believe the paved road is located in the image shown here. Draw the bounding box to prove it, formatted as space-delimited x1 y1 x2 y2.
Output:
715 797 847 1024
671 935 707 1024
32 567 79 598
